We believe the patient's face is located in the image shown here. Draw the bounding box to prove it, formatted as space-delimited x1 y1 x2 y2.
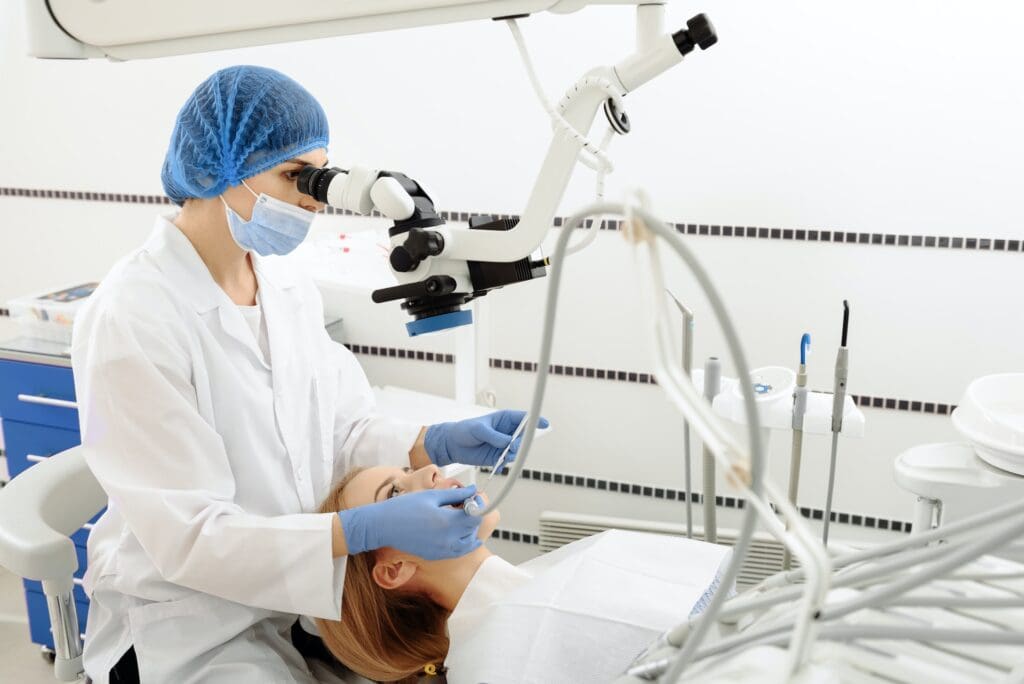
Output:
341 465 500 543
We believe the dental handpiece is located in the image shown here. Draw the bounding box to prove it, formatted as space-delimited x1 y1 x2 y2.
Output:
464 414 530 516
784 333 811 570
822 301 850 545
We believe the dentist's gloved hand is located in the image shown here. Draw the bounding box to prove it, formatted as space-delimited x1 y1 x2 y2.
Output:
424 410 550 468
339 485 482 560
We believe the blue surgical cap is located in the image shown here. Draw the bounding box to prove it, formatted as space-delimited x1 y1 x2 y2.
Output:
161 65 329 206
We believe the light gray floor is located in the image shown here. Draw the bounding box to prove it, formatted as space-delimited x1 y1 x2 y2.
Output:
0 567 57 684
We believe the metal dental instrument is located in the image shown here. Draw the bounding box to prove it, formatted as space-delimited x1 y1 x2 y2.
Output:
702 357 722 544
668 290 695 538
823 302 850 546
784 333 811 570
463 413 530 515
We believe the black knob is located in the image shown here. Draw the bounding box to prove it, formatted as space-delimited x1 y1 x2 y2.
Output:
405 229 445 260
672 14 718 56
389 228 446 273
390 246 416 272
687 14 717 50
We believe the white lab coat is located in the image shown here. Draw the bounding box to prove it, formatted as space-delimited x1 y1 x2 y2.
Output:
71 215 420 683
445 530 733 684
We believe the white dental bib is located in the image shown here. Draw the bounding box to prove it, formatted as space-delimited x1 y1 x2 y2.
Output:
445 530 733 684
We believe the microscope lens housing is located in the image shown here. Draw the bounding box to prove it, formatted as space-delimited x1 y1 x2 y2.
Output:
296 165 547 336
295 165 343 204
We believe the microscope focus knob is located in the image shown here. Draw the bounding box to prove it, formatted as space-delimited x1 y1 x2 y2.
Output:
390 246 416 272
687 14 718 50
390 228 445 272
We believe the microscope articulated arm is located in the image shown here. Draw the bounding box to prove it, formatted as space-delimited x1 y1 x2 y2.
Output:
438 14 716 263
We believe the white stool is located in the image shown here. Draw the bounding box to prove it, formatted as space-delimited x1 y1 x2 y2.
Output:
0 446 106 681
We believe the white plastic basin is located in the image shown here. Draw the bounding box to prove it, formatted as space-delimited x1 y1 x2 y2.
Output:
951 373 1024 474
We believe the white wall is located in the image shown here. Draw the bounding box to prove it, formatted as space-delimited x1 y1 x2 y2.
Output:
1 1 1022 554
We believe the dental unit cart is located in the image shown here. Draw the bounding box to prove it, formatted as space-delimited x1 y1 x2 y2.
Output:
0 337 94 662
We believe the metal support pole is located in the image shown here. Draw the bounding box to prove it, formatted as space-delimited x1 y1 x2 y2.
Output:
702 357 721 544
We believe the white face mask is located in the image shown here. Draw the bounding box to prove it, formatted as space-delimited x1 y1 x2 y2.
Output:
220 181 316 256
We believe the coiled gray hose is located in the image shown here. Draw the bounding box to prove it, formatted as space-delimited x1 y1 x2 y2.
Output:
462 201 766 683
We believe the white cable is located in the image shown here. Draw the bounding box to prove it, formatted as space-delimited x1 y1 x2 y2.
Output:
562 217 601 256
506 19 618 175
595 126 616 199
506 19 621 260
562 127 617 258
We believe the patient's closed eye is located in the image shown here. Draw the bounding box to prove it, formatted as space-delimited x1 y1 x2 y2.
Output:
384 467 414 499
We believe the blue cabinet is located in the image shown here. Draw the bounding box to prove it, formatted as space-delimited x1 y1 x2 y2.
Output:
0 353 96 651
3 419 82 478
0 359 80 430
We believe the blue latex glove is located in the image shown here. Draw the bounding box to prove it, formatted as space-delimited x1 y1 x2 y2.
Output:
424 409 550 468
339 485 482 560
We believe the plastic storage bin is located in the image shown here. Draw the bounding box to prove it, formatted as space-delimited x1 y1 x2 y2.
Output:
7 283 98 345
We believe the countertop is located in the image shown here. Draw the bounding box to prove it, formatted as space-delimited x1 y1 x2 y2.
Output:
0 337 72 368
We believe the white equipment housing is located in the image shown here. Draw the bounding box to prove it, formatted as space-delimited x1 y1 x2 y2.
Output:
26 0 659 60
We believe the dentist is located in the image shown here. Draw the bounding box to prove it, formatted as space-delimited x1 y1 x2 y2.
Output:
72 65 543 683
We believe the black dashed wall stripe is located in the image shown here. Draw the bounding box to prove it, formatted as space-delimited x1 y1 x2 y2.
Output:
483 465 912 534
0 328 952 418
343 343 454 364
852 393 955 415
340 343 954 418
0 188 175 204
344 340 932 532
490 527 540 545
3 186 1021 253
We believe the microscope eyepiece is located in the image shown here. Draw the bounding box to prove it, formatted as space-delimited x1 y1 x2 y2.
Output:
296 165 346 204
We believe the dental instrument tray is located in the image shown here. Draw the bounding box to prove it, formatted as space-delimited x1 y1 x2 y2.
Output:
709 366 866 437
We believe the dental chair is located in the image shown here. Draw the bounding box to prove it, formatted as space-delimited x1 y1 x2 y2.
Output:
0 446 105 681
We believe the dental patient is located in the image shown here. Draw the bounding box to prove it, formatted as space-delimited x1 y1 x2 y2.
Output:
315 465 732 684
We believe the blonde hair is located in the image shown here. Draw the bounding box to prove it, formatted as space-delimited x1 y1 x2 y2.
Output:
315 468 450 682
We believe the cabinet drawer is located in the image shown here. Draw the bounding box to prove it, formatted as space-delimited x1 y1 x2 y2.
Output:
25 590 89 649
2 420 80 478
0 359 78 430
